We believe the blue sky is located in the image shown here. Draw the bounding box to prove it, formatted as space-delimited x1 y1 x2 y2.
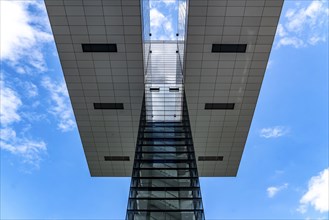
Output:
0 0 328 219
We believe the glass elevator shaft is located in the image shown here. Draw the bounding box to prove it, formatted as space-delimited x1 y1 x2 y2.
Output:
126 96 205 220
127 1 204 218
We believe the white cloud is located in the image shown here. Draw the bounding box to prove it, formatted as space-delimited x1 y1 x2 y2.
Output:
151 0 176 6
260 126 289 138
0 80 22 125
298 168 329 214
150 6 175 40
276 24 287 37
277 37 305 48
163 0 176 5
150 8 166 28
0 127 17 141
276 0 329 48
0 1 57 169
42 77 76 132
0 1 53 72
267 183 288 198
24 82 38 97
150 0 176 8
0 80 47 167
266 59 273 71
309 36 326 45
0 127 46 167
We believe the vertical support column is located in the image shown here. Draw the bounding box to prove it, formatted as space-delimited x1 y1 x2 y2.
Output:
126 94 205 220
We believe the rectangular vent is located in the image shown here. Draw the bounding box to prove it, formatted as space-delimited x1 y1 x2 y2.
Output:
198 156 223 161
169 88 179 92
82 44 117 52
150 88 160 92
205 103 235 110
104 156 130 161
212 44 247 53
94 103 124 109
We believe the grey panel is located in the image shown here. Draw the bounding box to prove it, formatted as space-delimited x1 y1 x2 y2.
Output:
45 0 144 177
45 0 283 177
185 0 283 176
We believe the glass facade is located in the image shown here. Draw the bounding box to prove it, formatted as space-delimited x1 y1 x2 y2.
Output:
127 1 204 219
145 42 184 122
126 96 205 220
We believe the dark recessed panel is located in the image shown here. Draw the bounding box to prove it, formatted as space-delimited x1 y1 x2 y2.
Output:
169 88 179 92
150 88 160 92
104 156 130 161
204 103 235 110
211 44 247 53
198 156 224 161
94 103 124 109
82 43 117 52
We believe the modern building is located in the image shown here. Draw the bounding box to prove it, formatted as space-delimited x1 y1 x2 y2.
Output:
45 0 283 219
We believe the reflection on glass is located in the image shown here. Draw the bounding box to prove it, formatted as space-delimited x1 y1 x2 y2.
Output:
142 0 187 122
126 1 205 219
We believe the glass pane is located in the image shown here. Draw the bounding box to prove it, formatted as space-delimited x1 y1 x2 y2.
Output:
127 1 204 217
134 169 197 178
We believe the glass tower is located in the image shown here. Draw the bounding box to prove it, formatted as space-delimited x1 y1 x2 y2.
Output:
127 1 205 219
126 95 205 220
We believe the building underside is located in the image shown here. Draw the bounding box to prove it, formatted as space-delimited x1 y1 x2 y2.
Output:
45 0 283 219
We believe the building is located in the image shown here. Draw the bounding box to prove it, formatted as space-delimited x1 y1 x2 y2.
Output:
45 0 283 219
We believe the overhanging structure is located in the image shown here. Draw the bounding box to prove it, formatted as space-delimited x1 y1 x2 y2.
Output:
184 0 283 176
45 0 283 218
46 0 145 176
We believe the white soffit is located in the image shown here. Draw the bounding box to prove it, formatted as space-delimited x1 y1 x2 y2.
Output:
184 0 283 176
45 0 284 178
45 0 144 177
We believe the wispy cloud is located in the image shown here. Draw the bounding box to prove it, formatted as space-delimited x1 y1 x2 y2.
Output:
266 59 274 71
0 80 47 168
150 8 175 40
0 1 61 169
163 0 176 5
0 1 53 72
152 0 176 6
267 183 288 198
150 0 176 8
298 168 329 214
0 127 46 168
260 126 289 138
0 80 22 125
276 0 329 48
270 169 285 179
24 81 38 98
149 0 177 40
41 77 76 132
